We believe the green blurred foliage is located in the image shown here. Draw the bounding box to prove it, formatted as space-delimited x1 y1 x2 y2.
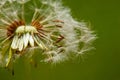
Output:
0 0 120 80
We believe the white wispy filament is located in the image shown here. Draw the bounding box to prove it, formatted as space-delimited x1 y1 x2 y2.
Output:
0 0 96 67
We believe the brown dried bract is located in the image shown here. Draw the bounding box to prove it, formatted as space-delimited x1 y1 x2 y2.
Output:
7 21 25 37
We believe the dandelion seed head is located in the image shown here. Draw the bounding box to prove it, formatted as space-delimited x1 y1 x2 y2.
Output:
0 0 96 67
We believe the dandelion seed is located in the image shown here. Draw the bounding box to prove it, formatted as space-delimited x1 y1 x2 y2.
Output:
0 0 96 68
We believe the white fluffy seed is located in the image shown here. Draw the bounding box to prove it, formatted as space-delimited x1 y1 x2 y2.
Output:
29 35 34 47
18 36 24 51
23 33 29 49
11 35 18 49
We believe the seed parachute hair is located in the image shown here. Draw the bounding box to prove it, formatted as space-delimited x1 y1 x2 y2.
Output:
0 0 96 68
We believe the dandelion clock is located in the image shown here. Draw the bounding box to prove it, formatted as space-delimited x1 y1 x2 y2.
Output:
0 0 96 70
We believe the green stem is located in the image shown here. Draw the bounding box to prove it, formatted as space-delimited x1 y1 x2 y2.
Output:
6 47 12 67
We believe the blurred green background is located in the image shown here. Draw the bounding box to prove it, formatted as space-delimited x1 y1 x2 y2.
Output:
0 0 120 80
